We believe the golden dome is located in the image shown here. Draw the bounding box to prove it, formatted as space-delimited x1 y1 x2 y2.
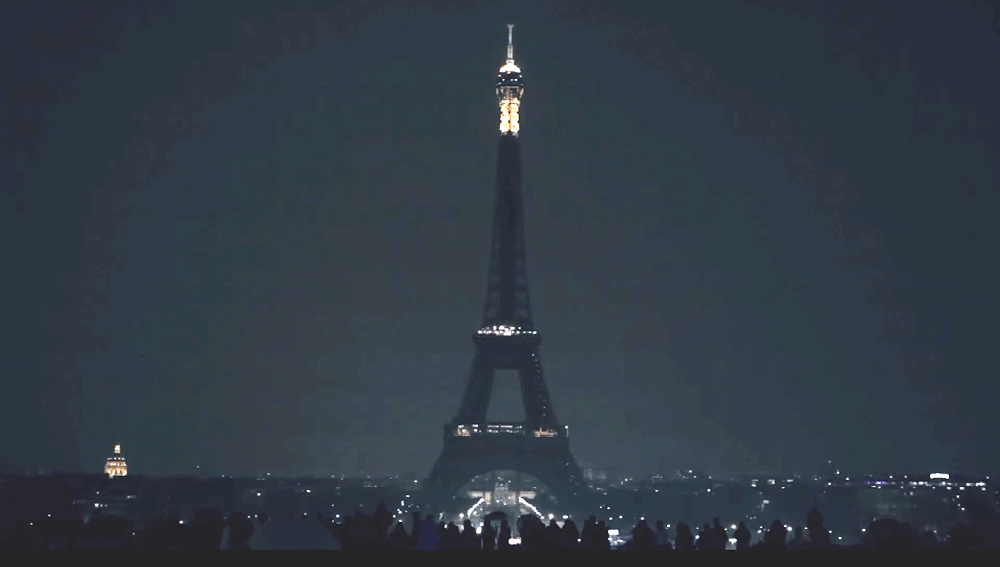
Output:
104 444 128 478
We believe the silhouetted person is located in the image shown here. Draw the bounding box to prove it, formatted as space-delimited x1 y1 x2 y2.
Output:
373 502 392 543
461 519 479 550
631 519 654 549
896 522 920 549
497 519 512 549
675 522 695 550
515 516 538 549
734 521 751 550
345 512 361 549
226 513 255 550
189 507 224 550
560 519 580 549
544 519 562 550
596 520 610 550
580 516 596 550
482 520 497 550
436 521 447 547
517 517 537 549
710 518 728 550
156 510 187 549
322 515 341 545
806 507 830 549
389 522 409 550
788 526 804 549
654 520 671 549
920 530 940 550
409 512 422 548
340 515 356 550
359 512 378 549
946 522 983 550
4 521 35 549
416 516 440 550
865 519 921 550
762 519 786 550
444 522 460 550
696 523 710 550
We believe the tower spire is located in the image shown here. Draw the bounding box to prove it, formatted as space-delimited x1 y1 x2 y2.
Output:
496 24 524 136
507 24 514 63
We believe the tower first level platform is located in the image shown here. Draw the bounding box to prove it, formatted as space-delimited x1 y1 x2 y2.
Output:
446 421 569 443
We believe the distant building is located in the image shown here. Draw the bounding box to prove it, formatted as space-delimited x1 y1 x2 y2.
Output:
854 472 990 534
104 445 128 478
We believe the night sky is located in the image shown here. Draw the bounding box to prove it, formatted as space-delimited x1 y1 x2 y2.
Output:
2 1 999 479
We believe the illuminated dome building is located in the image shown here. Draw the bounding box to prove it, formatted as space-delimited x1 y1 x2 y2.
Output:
104 444 128 478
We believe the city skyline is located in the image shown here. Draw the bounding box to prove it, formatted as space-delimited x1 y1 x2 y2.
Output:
2 1 999 479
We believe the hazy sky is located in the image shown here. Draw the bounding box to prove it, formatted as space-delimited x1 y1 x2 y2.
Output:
2 1 998 479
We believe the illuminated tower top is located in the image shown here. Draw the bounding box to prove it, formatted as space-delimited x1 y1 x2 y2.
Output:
496 24 524 136
104 444 128 478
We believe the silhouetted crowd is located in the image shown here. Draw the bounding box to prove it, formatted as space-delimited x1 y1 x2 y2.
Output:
2 502 997 549
331 504 988 550
334 503 610 550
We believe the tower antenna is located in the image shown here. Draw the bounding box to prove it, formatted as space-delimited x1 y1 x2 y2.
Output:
507 24 514 63
496 24 524 135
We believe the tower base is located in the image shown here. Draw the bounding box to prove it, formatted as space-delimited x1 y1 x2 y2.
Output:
420 428 592 520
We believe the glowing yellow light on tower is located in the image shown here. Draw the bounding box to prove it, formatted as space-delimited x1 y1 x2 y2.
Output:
105 444 128 478
496 24 523 136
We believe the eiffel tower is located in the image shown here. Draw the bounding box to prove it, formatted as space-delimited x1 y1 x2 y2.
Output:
421 25 590 516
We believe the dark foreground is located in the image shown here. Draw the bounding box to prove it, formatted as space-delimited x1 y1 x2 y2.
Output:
3 502 998 550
